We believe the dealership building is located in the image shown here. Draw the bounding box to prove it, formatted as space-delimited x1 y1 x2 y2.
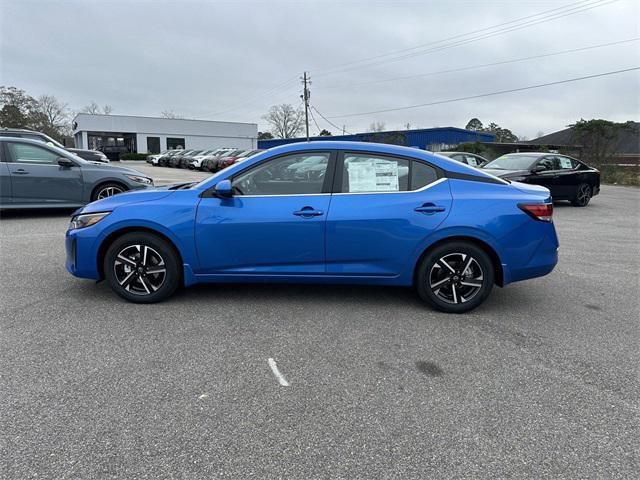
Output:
72 114 258 158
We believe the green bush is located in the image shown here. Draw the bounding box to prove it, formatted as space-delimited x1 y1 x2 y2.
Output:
600 165 640 187
119 153 149 161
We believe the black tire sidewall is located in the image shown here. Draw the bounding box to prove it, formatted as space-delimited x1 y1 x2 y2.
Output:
416 241 494 313
104 232 180 303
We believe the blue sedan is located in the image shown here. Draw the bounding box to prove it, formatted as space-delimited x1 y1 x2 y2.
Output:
65 141 558 313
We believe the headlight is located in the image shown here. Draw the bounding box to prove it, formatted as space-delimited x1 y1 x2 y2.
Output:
69 212 111 230
125 174 153 185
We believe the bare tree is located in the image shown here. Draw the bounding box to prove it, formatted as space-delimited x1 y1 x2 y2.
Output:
263 104 304 139
160 110 183 119
81 101 113 115
35 94 70 137
368 121 386 132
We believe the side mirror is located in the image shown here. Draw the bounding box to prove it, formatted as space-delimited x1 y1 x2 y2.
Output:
58 157 75 168
532 165 546 173
214 179 233 197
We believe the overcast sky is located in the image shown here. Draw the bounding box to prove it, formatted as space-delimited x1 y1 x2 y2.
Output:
1 0 639 138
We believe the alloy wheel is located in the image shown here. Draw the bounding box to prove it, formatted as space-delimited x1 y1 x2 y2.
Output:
97 185 124 199
429 253 484 304
576 184 591 206
113 244 166 295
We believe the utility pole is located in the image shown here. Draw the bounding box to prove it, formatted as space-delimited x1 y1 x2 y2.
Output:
301 72 310 141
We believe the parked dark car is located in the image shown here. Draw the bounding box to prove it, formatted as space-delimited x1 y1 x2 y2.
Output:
204 149 244 172
169 150 201 168
0 127 109 163
157 149 185 167
439 151 488 167
0 137 153 209
482 152 600 206
217 149 264 170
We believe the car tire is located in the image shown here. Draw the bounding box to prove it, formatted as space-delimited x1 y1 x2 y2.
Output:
571 183 592 207
91 182 127 201
104 232 181 303
415 241 494 313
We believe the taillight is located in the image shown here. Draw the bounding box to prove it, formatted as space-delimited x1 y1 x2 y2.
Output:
518 203 553 222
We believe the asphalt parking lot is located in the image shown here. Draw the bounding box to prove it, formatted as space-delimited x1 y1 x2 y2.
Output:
1 166 638 479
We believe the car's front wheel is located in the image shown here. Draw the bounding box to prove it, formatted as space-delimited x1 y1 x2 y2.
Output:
92 182 126 201
571 183 592 207
416 241 494 313
104 232 180 303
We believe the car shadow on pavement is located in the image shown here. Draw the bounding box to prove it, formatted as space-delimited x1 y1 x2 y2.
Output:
0 208 77 219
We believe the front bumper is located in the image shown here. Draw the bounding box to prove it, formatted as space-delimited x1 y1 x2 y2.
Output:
65 229 101 280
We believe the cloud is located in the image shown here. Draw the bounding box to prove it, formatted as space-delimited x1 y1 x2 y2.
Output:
1 0 638 138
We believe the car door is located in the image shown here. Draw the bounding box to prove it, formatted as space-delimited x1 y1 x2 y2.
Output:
325 152 452 276
4 141 83 205
553 155 580 199
0 146 11 206
194 151 335 274
528 156 561 197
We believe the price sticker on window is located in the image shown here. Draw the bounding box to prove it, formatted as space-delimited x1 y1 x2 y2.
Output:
348 159 399 192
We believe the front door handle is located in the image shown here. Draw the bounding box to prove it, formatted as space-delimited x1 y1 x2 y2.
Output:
13 169 29 175
414 203 445 214
293 206 324 218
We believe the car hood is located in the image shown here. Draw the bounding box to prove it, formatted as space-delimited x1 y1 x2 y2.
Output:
482 168 530 178
80 188 176 214
85 162 147 176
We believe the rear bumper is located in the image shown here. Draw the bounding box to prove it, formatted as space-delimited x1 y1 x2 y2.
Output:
504 224 559 284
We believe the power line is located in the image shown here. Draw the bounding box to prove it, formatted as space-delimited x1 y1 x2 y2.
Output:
327 66 640 118
312 0 619 77
314 0 595 74
318 37 640 90
308 105 323 135
312 106 354 134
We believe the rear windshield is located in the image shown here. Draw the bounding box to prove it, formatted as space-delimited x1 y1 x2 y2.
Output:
484 154 538 170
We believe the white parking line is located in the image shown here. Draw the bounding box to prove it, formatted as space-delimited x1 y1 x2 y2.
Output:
267 358 290 387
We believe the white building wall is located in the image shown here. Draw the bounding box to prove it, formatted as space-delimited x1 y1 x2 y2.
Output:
72 114 257 153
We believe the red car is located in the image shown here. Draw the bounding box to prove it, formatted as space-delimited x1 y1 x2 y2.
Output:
218 149 264 170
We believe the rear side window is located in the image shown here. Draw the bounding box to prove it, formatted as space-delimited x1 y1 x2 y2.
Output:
556 156 577 169
340 153 438 193
342 154 409 193
464 155 483 167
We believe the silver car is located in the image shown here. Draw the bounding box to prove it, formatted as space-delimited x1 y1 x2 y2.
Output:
0 137 153 209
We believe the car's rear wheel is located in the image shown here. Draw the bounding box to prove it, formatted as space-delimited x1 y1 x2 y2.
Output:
571 183 592 207
92 182 126 201
416 241 494 313
104 232 180 303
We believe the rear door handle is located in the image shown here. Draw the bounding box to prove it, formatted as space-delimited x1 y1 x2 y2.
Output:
414 203 445 214
13 169 29 175
293 206 324 217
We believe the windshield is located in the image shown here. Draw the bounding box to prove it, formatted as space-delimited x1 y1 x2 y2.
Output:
484 154 539 170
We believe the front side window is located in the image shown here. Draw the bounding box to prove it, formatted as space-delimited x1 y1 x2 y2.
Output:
536 157 555 171
232 152 330 196
7 142 60 164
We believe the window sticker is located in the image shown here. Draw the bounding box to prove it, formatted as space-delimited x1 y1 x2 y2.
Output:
348 159 400 192
558 157 573 169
